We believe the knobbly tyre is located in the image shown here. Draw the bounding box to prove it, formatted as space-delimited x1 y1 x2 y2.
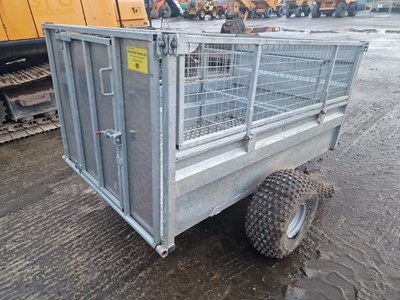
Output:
44 23 367 257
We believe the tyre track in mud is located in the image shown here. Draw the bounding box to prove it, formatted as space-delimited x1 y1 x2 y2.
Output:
286 34 400 299
0 132 297 299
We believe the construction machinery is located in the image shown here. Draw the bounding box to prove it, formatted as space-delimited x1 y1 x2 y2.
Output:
149 0 183 18
311 0 359 17
249 0 284 18
185 0 218 20
216 0 228 16
285 0 313 17
220 0 256 33
0 0 149 143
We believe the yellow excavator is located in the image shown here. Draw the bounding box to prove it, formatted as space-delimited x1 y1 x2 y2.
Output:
0 0 148 143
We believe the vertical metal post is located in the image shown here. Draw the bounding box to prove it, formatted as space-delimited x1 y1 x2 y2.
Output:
82 40 105 187
110 37 131 215
318 45 339 124
148 42 162 243
199 43 207 118
44 28 69 158
62 40 86 170
245 44 261 145
177 55 185 149
161 43 177 252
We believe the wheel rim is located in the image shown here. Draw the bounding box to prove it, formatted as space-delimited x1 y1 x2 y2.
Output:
287 203 307 239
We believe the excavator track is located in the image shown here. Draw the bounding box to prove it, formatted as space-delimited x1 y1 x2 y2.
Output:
0 62 51 90
0 115 59 144
0 62 58 143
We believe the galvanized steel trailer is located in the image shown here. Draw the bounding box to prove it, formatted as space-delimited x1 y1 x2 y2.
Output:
44 24 367 257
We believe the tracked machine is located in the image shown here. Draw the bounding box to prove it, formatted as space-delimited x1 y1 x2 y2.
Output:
0 0 148 143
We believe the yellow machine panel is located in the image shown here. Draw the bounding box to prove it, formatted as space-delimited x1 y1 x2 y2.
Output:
28 0 86 37
0 1 39 40
114 0 149 26
81 0 116 27
0 15 8 41
80 0 148 27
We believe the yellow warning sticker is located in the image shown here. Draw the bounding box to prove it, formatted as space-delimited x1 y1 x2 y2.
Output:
127 46 148 74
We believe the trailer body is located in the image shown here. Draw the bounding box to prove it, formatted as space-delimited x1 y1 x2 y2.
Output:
44 24 367 256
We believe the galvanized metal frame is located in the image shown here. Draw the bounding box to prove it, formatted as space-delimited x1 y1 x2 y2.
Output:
82 40 105 187
161 49 178 254
44 24 367 257
43 28 69 158
62 40 87 172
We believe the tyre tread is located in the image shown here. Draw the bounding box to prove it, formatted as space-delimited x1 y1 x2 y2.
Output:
245 170 317 258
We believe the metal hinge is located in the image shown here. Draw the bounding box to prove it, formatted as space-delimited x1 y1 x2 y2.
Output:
157 33 178 56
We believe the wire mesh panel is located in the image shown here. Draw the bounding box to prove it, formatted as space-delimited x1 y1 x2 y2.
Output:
251 44 334 123
178 38 362 148
327 45 359 100
182 43 255 143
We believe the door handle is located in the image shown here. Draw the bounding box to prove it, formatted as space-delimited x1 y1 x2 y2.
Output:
99 67 114 96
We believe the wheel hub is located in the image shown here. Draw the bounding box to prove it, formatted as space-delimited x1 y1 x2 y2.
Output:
287 204 307 239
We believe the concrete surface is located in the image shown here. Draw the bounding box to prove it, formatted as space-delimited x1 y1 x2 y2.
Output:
1 12 400 300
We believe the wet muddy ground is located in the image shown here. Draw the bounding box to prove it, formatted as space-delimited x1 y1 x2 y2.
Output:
1 12 400 300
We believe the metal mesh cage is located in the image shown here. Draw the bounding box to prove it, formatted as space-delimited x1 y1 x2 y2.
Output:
180 41 357 146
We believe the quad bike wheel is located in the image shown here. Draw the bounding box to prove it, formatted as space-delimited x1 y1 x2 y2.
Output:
245 169 319 258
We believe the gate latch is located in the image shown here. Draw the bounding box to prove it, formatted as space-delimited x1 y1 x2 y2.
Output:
96 129 122 146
